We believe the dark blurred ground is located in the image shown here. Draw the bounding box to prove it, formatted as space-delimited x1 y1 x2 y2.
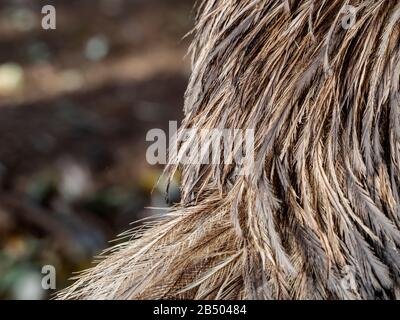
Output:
0 0 194 299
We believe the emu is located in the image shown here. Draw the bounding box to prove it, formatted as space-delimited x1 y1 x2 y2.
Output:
59 0 400 300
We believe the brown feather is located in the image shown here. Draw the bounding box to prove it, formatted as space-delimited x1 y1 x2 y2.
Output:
58 0 400 300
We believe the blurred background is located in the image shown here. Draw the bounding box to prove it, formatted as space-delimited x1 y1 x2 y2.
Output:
0 0 195 299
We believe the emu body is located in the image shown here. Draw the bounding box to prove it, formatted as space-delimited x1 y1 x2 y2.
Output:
59 0 400 300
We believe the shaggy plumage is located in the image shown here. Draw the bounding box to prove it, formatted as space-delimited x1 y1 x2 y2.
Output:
59 0 400 300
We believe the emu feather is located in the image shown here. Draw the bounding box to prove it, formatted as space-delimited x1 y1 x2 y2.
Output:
58 0 400 300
